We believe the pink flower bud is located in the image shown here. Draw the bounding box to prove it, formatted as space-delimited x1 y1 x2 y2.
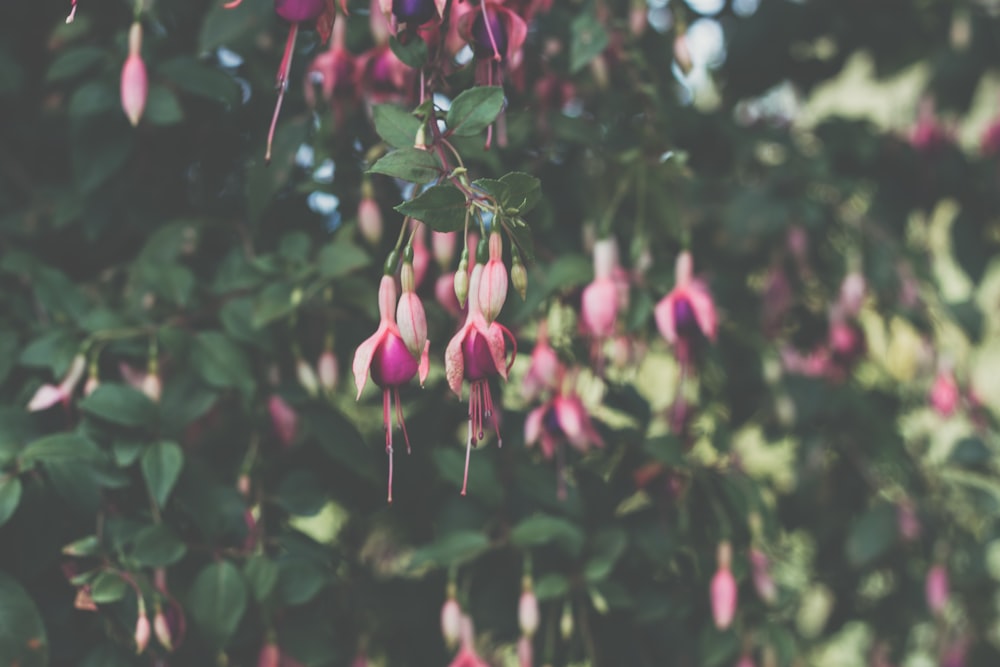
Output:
517 635 533 667
135 608 151 654
478 232 508 323
454 257 470 308
749 547 777 605
441 596 462 649
84 375 100 397
925 564 949 616
28 384 67 412
436 272 462 317
838 272 866 318
711 542 737 630
258 641 280 667
433 231 457 269
930 368 960 417
154 608 173 652
317 350 339 394
121 23 148 127
358 197 383 245
897 500 921 542
674 34 693 74
268 395 298 448
142 373 162 403
518 585 539 636
397 263 429 360
296 357 320 397
736 655 756 667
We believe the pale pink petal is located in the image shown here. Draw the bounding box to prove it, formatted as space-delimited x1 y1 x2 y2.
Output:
503 8 528 63
418 340 430 386
687 282 718 342
653 292 678 344
396 292 428 359
352 324 389 399
675 251 693 286
445 324 471 397
28 384 66 412
524 406 545 446
480 320 509 380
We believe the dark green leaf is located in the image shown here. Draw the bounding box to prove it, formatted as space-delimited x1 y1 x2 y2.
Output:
80 384 158 428
277 557 331 605
18 330 78 376
46 46 106 82
0 572 49 667
190 332 256 402
950 437 991 467
273 470 327 517
0 475 22 527
499 172 542 213
394 184 467 232
569 11 609 73
90 571 128 604
408 531 491 570
69 81 118 117
131 524 187 566
534 573 570 600
188 561 248 648
388 34 428 69
158 56 241 108
511 515 584 556
845 503 897 567
144 85 184 126
244 554 279 603
431 448 503 507
318 241 371 279
446 86 504 137
20 432 103 466
142 441 184 509
368 148 442 184
372 104 424 149
584 526 627 583
252 281 298 328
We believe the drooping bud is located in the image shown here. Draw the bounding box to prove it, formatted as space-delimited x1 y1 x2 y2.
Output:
517 635 533 667
511 247 527 300
897 500 921 542
478 232 509 323
358 187 384 245
837 272 866 318
581 238 621 340
930 366 960 417
154 606 174 652
142 372 162 403
711 541 737 630
396 262 429 361
518 577 539 637
296 357 320 397
925 564 949 617
749 547 777 605
441 590 462 649
392 0 437 26
258 640 281 667
121 22 148 127
559 601 574 640
268 394 298 447
318 349 339 394
454 251 470 308
135 600 151 654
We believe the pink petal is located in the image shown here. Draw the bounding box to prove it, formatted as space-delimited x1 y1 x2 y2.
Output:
418 340 430 386
28 384 66 412
502 7 528 63
653 292 678 344
524 406 545 446
687 281 718 342
480 320 509 380
352 324 389 399
445 324 471 397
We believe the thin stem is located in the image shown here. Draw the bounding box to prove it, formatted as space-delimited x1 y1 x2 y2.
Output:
265 23 300 165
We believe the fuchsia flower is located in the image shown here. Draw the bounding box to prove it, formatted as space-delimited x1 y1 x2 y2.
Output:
447 616 490 667
66 0 79 22
478 232 508 323
749 547 777 605
580 238 621 361
353 273 430 502
517 636 533 667
524 389 604 499
518 581 539 636
134 601 151 654
655 251 717 365
897 500 922 542
441 593 463 649
445 261 516 495
930 365 960 417
120 22 148 127
27 354 86 412
356 45 412 107
909 98 953 154
258 641 281 667
522 321 560 400
317 349 339 394
357 196 384 245
981 117 1000 157
925 563 949 617
710 541 737 630
268 395 298 448
305 16 356 127
433 231 458 270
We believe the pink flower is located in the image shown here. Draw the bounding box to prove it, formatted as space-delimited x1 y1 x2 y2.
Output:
897 500 921 542
258 641 280 667
981 118 1000 157
518 585 539 636
517 636 533 667
749 547 776 605
66 0 78 22
837 272 866 318
353 275 430 502
448 616 490 667
121 23 148 127
356 197 384 245
445 263 516 495
268 394 298 448
710 541 737 630
433 231 458 270
930 367 960 417
355 45 412 107
153 607 174 652
654 252 717 365
396 262 429 360
27 354 86 411
909 98 953 154
580 238 621 344
318 349 339 394
524 392 604 499
134 604 151 654
735 655 755 667
925 564 949 617
306 17 356 127
522 322 560 400
441 595 462 649
477 232 509 323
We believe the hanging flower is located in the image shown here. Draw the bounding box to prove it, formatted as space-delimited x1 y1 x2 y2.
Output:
120 22 148 127
654 251 717 366
445 262 516 495
524 391 604 498
710 541 737 630
27 354 86 412
522 321 560 400
353 274 430 502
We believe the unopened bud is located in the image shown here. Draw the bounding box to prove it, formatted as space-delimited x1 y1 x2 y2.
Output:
141 373 162 403
711 541 737 630
317 350 338 394
296 358 320 397
559 602 574 640
135 604 151 654
121 23 148 127
441 595 462 649
519 578 539 637
926 564 949 617
154 607 174 652
432 231 457 269
258 641 280 667
512 255 528 300
454 256 470 309
358 198 383 245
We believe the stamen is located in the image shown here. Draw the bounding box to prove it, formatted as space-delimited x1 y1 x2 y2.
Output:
222 0 243 7
65 0 77 23
387 444 394 504
462 419 473 496
479 0 502 62
266 23 300 165
485 385 502 447
395 387 412 454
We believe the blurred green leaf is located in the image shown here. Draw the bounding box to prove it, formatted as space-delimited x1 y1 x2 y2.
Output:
318 240 370 279
446 87 504 137
190 332 255 402
394 184 467 232
0 572 48 667
144 85 184 126
158 57 241 108
408 531 491 570
80 384 157 428
20 432 103 466
369 148 442 184
141 441 184 509
46 46 106 83
131 524 187 567
569 10 609 73
511 515 584 556
188 561 247 648
845 503 897 567
0 476 22 527
388 34 428 69
90 571 128 604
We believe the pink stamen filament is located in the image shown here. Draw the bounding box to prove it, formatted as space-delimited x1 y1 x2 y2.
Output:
462 418 473 496
394 387 412 454
479 0 502 62
66 0 78 23
222 0 243 7
384 389 394 504
266 23 300 165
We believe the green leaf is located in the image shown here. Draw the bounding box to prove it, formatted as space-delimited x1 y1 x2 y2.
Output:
534 573 570 600
142 441 184 509
190 332 256 402
394 185 467 232
584 526 628 583
18 329 78 376
158 56 241 108
90 571 128 604
188 561 248 648
63 535 101 557
244 554 279 603
499 172 542 213
446 86 505 137
0 572 49 667
20 432 103 467
510 515 584 556
569 10 610 73
131 524 187 567
389 34 428 69
0 475 22 527
71 118 134 192
950 436 991 467
69 80 118 117
144 85 184 125
318 241 371 279
845 503 897 567
46 46 106 83
252 281 298 328
277 557 331 605
372 104 423 150
199 0 273 52
408 531 492 570
273 470 327 517
368 148 442 184
79 384 158 428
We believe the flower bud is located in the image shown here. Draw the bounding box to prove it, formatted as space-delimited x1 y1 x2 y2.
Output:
478 232 508 323
519 578 539 637
441 595 462 649
926 564 949 617
296 357 320 397
268 394 298 448
358 197 383 245
135 605 151 654
432 231 457 269
154 607 174 652
318 350 339 394
930 367 960 417
559 602 574 640
511 254 528 300
711 541 737 630
84 375 100 397
258 641 280 667
141 372 162 403
397 263 429 360
27 384 67 412
897 500 921 542
121 22 148 127
749 547 777 605
454 255 470 309
838 272 866 318
517 635 533 667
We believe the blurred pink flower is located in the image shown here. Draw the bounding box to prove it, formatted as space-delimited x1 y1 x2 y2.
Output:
655 251 717 365
930 367 960 417
120 23 148 127
711 542 737 630
925 564 949 616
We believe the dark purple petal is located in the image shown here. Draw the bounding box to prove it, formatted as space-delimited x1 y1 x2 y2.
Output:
472 9 508 60
392 0 436 25
275 0 326 23
463 330 500 381
371 333 419 387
